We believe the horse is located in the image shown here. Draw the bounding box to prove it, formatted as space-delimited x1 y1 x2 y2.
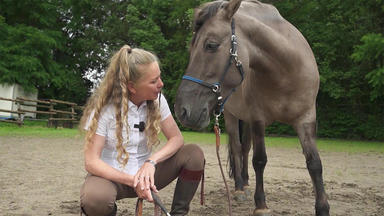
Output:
174 0 330 215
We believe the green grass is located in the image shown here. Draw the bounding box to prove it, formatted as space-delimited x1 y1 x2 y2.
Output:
178 131 228 145
1 121 383 153
175 131 384 153
0 120 81 138
263 136 384 153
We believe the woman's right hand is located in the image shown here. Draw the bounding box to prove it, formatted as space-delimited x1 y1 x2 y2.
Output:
133 161 158 201
134 181 156 202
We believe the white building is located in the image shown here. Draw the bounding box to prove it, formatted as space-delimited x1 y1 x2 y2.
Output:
0 84 38 119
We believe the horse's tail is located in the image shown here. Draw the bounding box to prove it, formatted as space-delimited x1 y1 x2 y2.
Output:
227 119 244 179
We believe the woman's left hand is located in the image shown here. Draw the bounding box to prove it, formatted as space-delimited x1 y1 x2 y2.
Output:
133 162 158 201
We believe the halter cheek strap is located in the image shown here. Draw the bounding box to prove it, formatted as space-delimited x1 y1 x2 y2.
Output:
182 18 244 117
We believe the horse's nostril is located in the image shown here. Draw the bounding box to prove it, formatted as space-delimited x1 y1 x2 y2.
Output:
201 108 207 119
181 107 189 120
203 107 207 116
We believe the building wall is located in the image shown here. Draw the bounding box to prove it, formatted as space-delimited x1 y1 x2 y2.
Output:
0 84 13 118
0 84 38 119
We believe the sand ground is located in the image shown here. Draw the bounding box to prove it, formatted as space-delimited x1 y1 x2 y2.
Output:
1 136 383 216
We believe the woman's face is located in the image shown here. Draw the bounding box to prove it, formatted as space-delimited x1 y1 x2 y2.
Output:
129 62 163 106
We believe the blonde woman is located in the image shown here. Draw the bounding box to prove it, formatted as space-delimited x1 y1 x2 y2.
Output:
80 45 205 216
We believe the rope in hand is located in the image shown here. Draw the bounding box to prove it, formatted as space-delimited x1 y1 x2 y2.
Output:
135 198 143 216
151 191 171 216
214 115 233 216
135 191 171 216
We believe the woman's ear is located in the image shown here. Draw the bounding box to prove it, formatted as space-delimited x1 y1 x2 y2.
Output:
127 81 136 94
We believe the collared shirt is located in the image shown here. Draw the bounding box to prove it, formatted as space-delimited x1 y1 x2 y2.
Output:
85 94 171 175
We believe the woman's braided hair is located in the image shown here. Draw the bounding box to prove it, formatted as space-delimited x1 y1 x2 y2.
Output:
80 45 161 166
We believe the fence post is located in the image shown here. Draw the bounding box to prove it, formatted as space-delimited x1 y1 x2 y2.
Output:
48 101 55 128
16 100 24 126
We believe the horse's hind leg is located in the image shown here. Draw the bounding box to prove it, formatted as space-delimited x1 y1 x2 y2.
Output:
294 121 330 216
251 121 271 216
224 111 247 201
240 121 252 197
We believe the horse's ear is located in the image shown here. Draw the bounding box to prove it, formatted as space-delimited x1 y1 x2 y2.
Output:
194 7 202 22
223 0 242 20
193 7 203 32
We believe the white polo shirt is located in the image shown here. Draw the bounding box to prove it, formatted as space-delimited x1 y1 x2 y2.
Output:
85 94 171 175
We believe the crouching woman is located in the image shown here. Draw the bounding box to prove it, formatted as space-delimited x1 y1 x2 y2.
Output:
79 45 204 216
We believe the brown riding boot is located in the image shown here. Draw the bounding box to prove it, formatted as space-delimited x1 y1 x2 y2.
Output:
170 169 203 216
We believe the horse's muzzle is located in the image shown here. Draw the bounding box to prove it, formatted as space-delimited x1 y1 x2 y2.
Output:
175 103 210 130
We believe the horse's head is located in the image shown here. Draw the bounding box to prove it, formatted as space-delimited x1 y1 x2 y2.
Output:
175 0 243 130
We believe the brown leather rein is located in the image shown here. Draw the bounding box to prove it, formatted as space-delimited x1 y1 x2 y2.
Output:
135 193 168 216
214 116 233 216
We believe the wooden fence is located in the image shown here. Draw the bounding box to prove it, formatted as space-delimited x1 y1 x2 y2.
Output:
0 96 83 128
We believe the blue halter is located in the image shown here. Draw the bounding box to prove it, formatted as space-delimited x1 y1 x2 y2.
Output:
182 19 245 117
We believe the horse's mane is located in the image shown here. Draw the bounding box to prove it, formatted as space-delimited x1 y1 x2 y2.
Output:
191 1 224 45
193 1 223 33
191 0 262 45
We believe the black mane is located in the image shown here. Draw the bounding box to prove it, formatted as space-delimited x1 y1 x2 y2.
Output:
194 1 224 33
191 1 225 45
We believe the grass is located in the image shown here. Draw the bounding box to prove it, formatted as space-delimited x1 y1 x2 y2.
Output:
0 120 82 138
180 131 384 153
263 136 384 153
1 121 383 153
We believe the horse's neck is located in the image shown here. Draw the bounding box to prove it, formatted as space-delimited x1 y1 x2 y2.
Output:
237 11 306 78
244 0 262 4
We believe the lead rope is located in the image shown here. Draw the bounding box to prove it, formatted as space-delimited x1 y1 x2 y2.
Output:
135 198 143 216
135 199 162 216
214 115 233 216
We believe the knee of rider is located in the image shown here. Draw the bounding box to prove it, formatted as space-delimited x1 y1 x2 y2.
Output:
184 144 205 170
81 190 115 215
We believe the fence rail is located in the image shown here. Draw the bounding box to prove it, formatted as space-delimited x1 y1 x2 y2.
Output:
0 96 83 128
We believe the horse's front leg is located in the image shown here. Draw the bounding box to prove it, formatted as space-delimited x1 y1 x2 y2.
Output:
295 122 330 216
251 121 271 216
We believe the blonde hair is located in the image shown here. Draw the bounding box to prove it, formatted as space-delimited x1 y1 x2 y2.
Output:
80 45 162 166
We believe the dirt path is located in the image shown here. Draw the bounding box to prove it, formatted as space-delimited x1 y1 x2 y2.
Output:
0 136 383 215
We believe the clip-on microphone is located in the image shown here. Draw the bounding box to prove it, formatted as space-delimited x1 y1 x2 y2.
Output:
134 121 145 132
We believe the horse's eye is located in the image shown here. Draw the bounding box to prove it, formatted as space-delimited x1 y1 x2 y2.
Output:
205 42 219 51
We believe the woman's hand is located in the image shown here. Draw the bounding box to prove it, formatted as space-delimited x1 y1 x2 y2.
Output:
133 115 183 201
133 162 158 201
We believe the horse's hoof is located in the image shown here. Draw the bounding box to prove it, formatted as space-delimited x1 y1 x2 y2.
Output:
253 208 271 216
243 185 252 198
233 190 247 202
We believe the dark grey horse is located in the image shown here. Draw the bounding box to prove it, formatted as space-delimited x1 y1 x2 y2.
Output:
174 0 330 215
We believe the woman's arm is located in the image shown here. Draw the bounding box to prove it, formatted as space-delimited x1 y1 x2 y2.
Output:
84 134 135 187
133 115 184 200
149 114 184 163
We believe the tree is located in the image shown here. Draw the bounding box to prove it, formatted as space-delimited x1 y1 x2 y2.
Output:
351 33 384 101
269 0 384 140
0 0 88 102
131 0 209 103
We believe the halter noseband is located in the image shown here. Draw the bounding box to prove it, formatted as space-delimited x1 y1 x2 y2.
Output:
182 19 245 117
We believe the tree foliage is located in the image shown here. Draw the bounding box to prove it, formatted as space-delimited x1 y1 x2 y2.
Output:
0 0 383 140
351 33 384 101
268 0 384 140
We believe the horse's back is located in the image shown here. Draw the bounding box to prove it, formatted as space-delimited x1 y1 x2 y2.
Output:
240 1 283 23
240 0 310 49
227 0 319 124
